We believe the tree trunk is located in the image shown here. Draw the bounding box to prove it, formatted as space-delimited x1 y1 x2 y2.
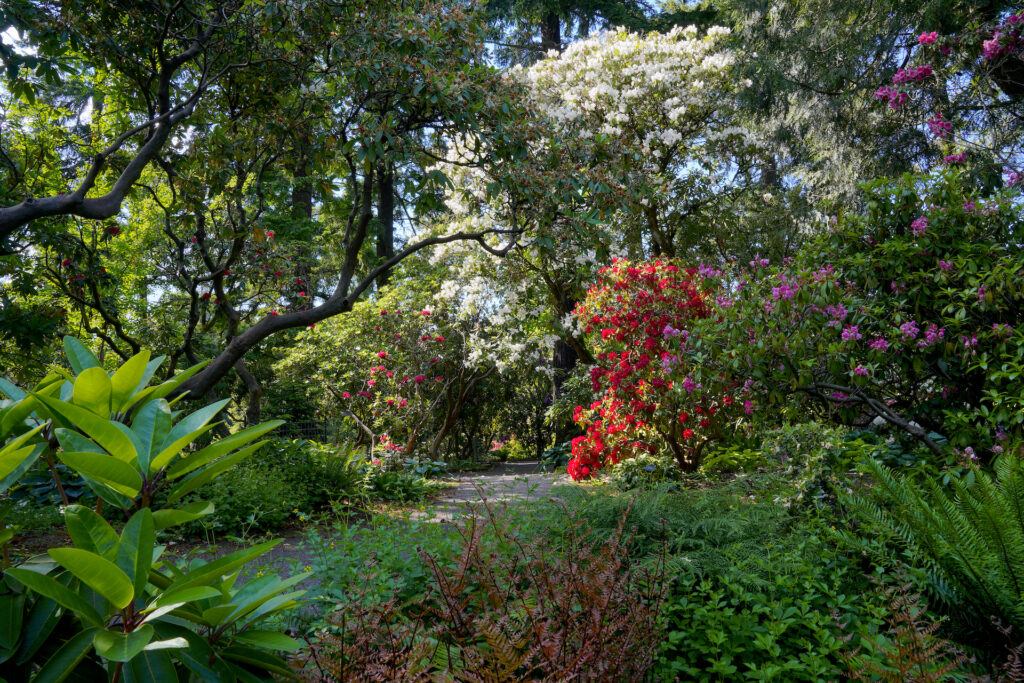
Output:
376 163 395 288
540 12 561 53
234 358 263 426
552 289 579 444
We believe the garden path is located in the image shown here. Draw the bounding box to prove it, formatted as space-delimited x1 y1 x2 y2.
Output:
168 461 565 586
414 460 566 522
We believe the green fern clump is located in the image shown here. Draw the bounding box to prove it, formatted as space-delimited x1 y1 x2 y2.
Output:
843 453 1024 631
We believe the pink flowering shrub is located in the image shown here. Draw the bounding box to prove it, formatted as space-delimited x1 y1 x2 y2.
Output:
873 12 1022 183
568 260 751 478
693 172 1023 464
279 290 494 461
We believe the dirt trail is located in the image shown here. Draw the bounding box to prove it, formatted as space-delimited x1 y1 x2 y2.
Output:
168 460 566 581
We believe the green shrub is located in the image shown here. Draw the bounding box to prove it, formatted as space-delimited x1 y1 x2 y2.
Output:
540 441 571 472
609 454 681 490
701 445 771 474
655 545 886 682
364 467 443 502
495 435 534 461
180 463 296 537
176 438 368 536
401 457 449 478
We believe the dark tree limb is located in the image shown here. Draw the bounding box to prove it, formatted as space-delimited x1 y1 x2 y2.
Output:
174 228 519 400
0 18 217 239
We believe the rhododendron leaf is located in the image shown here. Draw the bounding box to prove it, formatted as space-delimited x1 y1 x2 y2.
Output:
63 337 100 374
110 349 152 413
72 367 112 418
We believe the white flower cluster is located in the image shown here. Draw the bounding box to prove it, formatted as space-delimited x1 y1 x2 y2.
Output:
516 25 746 159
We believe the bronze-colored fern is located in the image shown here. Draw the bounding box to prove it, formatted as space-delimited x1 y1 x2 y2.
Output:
292 494 671 681
840 578 973 682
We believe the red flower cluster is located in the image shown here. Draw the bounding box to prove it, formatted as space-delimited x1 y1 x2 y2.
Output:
567 259 744 479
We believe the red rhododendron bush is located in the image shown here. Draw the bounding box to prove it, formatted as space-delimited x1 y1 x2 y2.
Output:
568 260 753 479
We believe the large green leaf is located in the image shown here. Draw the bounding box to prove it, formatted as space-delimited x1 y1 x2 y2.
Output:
34 394 137 463
131 400 172 475
64 505 119 559
223 572 309 628
31 627 99 683
48 548 134 609
160 399 230 448
71 367 112 418
116 509 155 600
151 622 233 681
152 501 214 531
166 442 266 503
120 649 179 683
0 442 44 495
166 421 283 479
3 569 104 627
0 422 45 455
148 399 230 472
110 349 151 414
58 452 142 498
142 586 221 624
128 361 210 420
55 428 106 455
93 624 155 662
63 337 100 374
0 591 24 653
15 593 61 664
235 591 305 630
231 630 302 651
0 377 27 402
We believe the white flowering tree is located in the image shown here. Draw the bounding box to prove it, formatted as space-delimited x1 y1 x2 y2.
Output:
423 26 758 417
518 24 755 258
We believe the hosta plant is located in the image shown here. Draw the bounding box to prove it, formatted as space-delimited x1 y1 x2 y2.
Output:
0 336 306 681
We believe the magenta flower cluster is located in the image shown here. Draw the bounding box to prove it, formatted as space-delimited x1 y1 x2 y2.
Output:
927 113 951 138
918 323 945 348
893 65 933 84
900 320 920 340
911 216 928 236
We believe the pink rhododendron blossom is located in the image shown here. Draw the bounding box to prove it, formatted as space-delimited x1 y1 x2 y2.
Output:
911 216 928 236
938 260 953 271
874 86 908 110
892 65 933 84
918 31 938 44
870 338 889 351
927 113 951 138
841 325 862 341
918 324 945 347
900 321 920 340
854 365 869 376
944 153 966 164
